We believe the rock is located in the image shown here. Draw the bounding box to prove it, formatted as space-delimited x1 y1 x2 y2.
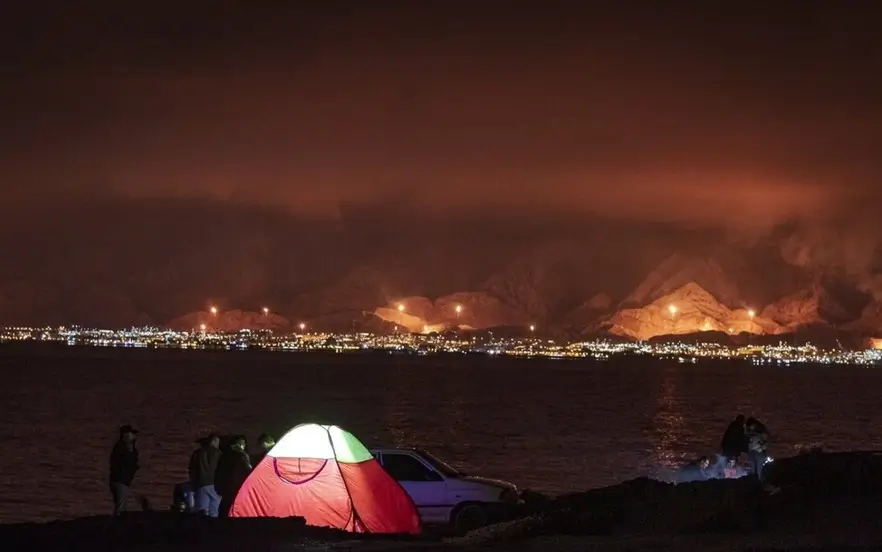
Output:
306 311 399 334
586 293 612 310
622 253 744 308
372 292 530 333
7 452 882 551
481 244 596 323
435 292 529 329
458 452 882 545
762 280 854 330
843 301 882 336
0 513 437 552
604 283 783 341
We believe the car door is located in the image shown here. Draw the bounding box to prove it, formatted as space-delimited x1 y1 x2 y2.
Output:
380 452 450 524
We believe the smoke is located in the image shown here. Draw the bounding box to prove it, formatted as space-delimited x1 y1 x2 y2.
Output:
778 216 882 301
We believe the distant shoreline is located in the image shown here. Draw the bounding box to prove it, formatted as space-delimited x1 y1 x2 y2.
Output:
0 338 878 367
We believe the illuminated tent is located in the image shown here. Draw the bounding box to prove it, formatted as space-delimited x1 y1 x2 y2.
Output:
229 423 421 534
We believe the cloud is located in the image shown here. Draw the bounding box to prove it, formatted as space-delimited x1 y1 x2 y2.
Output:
2 4 881 232
2 2 882 322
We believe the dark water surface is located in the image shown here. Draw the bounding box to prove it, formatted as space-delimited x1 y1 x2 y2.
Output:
1 345 881 522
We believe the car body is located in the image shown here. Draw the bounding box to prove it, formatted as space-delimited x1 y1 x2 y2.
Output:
370 447 519 531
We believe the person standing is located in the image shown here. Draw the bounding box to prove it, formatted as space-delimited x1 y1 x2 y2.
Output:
251 432 275 466
216 435 252 517
745 417 771 481
720 414 747 462
189 434 222 517
109 424 140 515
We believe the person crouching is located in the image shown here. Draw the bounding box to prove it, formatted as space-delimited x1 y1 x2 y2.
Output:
677 456 712 482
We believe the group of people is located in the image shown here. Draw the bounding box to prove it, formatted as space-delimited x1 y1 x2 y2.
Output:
108 424 276 516
721 414 771 480
678 415 772 483
187 432 275 517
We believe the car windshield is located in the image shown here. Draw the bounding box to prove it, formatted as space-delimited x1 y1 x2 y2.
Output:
417 449 465 477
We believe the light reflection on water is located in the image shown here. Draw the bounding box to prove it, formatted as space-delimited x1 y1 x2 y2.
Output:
653 365 687 467
1 346 882 522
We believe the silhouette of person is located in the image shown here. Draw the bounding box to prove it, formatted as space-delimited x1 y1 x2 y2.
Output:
109 425 140 515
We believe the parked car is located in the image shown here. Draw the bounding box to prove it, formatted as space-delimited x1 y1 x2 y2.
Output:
370 447 520 533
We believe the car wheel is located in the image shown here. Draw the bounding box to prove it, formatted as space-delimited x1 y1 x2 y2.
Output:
453 504 488 534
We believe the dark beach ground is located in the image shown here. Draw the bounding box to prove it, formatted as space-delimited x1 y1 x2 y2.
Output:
5 451 882 552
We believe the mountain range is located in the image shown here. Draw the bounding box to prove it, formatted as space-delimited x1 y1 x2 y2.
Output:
2 199 881 344
168 252 882 346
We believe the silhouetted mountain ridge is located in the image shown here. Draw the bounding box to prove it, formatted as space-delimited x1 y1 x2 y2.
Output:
0 198 879 340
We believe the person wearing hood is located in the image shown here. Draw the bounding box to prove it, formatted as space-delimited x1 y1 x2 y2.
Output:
720 414 747 461
745 417 771 480
109 425 140 515
216 435 252 517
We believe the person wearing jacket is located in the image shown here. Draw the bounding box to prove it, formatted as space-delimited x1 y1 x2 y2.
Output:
109 424 140 515
745 417 771 481
216 435 252 517
189 434 222 517
720 414 747 461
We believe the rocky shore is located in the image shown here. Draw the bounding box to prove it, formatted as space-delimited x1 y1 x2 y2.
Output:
5 451 882 552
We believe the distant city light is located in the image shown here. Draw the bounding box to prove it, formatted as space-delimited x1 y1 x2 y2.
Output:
210 306 218 315
262 307 270 315
397 304 405 313
668 305 677 315
2 324 880 365
455 304 463 315
748 309 755 319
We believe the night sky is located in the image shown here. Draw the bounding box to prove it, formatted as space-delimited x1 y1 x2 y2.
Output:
1 1 881 324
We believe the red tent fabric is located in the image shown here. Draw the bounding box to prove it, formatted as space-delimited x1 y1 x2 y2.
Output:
229 423 421 534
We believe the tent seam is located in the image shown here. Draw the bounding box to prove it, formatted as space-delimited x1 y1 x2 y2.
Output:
326 426 364 532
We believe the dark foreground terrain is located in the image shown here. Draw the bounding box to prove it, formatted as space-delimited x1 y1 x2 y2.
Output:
4 451 882 552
